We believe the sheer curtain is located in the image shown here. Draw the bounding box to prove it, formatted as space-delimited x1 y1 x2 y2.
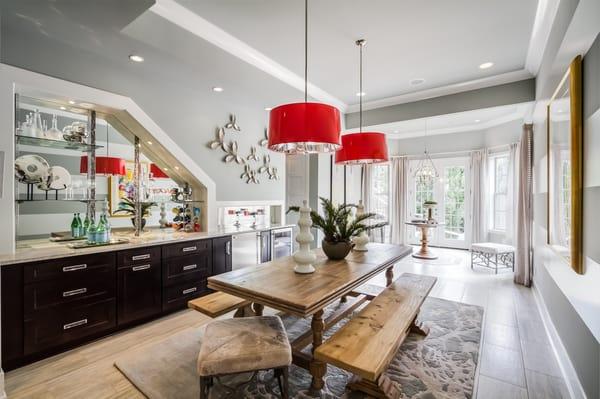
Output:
515 124 534 286
389 157 408 245
506 142 520 247
360 164 372 211
470 150 488 243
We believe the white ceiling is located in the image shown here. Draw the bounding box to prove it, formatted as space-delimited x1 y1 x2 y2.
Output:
175 0 540 107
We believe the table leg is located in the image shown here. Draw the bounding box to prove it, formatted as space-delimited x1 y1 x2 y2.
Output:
309 310 326 395
252 303 264 316
385 266 394 287
412 226 438 260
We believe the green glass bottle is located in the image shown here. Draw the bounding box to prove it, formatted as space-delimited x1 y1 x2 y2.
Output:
102 212 111 241
87 218 97 244
96 216 108 243
83 213 90 236
70 213 80 238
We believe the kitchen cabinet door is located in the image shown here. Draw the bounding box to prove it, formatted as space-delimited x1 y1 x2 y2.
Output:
212 236 232 275
117 261 162 325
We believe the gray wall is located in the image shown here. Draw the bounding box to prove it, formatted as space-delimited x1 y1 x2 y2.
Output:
532 29 600 399
1 12 286 203
346 79 535 129
389 119 523 156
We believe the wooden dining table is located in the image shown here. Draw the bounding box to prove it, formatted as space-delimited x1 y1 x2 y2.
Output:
207 242 412 394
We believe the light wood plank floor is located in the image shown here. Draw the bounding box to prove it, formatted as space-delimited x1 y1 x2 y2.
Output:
5 248 570 398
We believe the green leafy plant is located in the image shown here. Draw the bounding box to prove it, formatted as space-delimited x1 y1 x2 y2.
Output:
113 197 156 218
287 197 387 243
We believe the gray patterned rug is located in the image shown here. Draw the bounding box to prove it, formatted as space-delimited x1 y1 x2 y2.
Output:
115 297 483 399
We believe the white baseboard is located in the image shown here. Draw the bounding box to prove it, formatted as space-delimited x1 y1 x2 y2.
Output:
0 369 6 399
531 284 587 399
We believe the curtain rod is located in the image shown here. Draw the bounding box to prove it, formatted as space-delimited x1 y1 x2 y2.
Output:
390 142 516 159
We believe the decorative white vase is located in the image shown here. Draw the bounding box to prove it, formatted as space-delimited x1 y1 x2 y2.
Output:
159 202 168 228
293 200 317 274
352 200 369 252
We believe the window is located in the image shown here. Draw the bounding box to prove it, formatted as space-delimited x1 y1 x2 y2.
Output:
444 166 466 239
414 178 434 219
369 165 390 222
490 153 509 231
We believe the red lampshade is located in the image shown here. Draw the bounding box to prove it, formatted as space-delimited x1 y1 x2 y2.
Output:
150 163 169 179
268 102 342 153
335 132 389 164
80 156 126 175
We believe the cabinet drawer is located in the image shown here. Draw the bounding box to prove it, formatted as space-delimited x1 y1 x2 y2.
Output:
163 254 211 286
24 298 116 355
117 246 161 268
163 279 207 312
162 239 210 259
24 267 115 315
24 253 115 284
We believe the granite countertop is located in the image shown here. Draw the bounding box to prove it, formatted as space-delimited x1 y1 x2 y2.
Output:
1 224 295 266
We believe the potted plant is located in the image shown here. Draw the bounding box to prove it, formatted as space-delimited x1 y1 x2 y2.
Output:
288 197 387 260
113 197 157 230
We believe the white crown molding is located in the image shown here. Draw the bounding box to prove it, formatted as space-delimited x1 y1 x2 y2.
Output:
525 0 561 75
149 0 347 112
346 69 533 113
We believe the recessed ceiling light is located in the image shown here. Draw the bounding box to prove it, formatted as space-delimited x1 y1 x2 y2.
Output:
479 62 494 69
212 87 224 92
264 107 272 111
68 100 75 105
79 102 93 108
147 141 153 145
59 106 66 110
129 54 144 63
474 119 481 123
174 166 180 170
356 92 366 97
410 78 426 86
393 130 399 134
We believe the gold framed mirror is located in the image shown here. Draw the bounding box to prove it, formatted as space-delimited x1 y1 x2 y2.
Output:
547 55 583 274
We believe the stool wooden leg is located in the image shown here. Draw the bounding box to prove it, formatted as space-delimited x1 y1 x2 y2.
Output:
199 376 210 399
275 367 289 398
252 303 264 316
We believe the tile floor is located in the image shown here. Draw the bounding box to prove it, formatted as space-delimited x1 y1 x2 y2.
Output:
4 247 570 398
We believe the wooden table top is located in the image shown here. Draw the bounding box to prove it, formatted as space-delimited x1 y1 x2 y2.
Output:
208 243 412 317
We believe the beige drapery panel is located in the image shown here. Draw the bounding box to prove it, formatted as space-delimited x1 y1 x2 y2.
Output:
515 124 534 286
389 157 408 245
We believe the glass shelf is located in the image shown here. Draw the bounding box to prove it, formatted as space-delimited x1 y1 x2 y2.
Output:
172 199 204 204
16 135 103 152
16 197 105 203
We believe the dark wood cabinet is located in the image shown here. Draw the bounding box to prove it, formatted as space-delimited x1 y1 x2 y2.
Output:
259 230 271 263
212 236 232 275
1 235 231 370
117 261 162 325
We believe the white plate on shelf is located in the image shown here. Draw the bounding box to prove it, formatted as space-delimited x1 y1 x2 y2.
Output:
47 166 71 190
15 154 50 184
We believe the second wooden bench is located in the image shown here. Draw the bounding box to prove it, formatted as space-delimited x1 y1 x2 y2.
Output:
314 273 437 398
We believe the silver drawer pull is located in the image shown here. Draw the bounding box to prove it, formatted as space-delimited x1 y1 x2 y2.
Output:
182 246 197 252
132 254 151 261
132 264 151 272
63 288 87 297
63 318 88 330
182 287 197 295
63 264 87 272
183 264 197 271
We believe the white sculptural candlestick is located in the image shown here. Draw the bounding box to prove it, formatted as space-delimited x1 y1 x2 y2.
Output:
352 200 369 252
293 200 317 274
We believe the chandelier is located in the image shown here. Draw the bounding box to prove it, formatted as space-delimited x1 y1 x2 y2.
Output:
413 119 439 185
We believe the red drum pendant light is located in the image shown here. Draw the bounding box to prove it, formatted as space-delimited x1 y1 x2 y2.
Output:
335 39 388 165
80 155 126 175
268 0 341 154
150 163 169 179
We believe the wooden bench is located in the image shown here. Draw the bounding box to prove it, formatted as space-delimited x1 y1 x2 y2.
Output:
188 292 252 318
314 273 437 398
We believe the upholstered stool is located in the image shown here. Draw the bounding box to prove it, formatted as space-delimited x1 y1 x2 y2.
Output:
197 315 292 398
471 242 515 274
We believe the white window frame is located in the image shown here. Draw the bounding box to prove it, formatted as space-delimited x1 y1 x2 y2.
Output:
369 164 390 223
489 152 509 233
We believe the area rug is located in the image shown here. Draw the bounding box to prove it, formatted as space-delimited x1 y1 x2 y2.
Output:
115 297 483 399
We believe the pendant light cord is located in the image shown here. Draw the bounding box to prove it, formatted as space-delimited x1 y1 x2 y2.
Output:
304 0 308 103
359 41 363 132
